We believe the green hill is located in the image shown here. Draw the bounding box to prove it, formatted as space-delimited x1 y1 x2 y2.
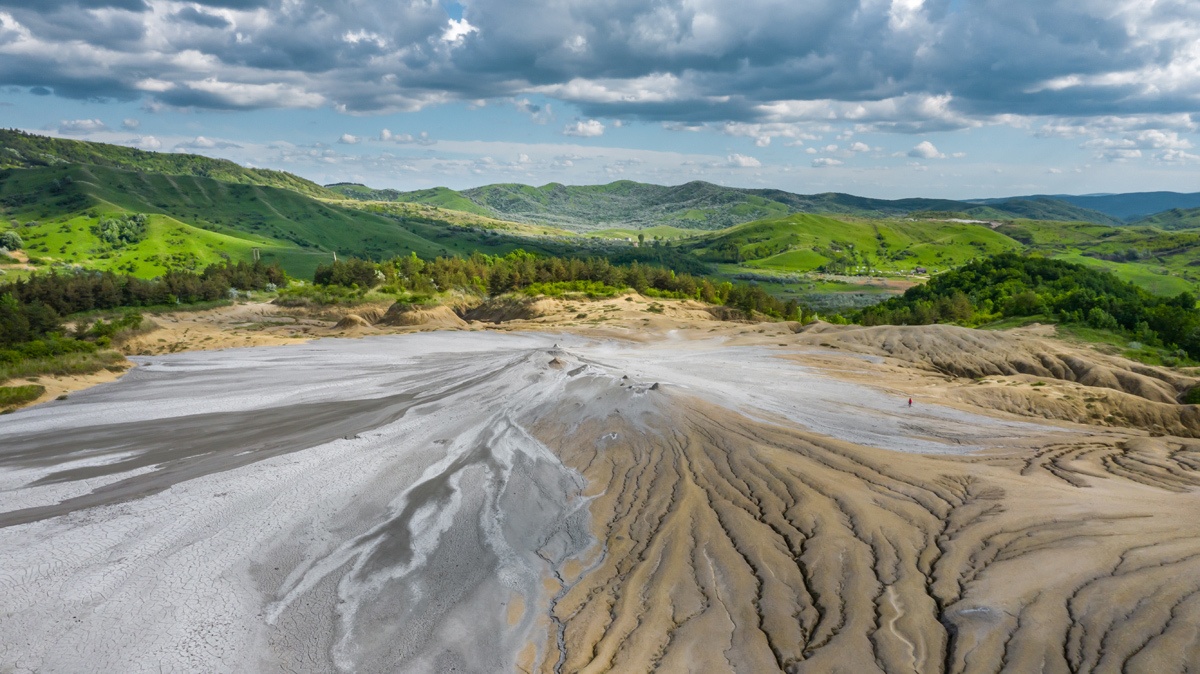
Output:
679 213 1022 273
1133 207 1200 230
0 129 338 200
381 180 1121 231
988 191 1200 221
0 164 532 278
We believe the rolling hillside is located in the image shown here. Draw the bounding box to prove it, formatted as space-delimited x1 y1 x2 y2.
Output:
0 164 534 277
680 213 1022 273
0 129 338 200
985 191 1200 221
379 180 1121 231
1132 207 1200 230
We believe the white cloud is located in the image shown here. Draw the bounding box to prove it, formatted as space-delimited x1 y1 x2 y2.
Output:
812 157 843 168
848 141 870 153
56 119 107 135
176 135 242 150
126 135 160 150
727 154 761 168
563 119 605 137
122 118 140 130
907 140 946 159
338 134 361 145
441 18 478 43
379 129 435 145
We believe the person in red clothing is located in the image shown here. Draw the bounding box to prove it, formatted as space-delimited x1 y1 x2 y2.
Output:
908 398 912 407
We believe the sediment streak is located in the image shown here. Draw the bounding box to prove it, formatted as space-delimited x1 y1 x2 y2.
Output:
0 332 1197 673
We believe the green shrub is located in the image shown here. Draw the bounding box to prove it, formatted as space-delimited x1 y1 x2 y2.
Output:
1184 387 1200 405
0 230 22 250
0 383 44 407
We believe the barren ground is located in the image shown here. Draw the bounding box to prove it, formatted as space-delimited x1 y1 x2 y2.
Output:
1 295 1198 673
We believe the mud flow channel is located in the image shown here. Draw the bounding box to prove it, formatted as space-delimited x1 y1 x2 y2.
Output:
2 331 1199 672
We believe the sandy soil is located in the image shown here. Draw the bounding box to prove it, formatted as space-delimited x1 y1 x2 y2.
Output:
1 296 1199 672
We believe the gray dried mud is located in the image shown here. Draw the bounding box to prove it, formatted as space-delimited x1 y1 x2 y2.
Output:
1 330 1198 673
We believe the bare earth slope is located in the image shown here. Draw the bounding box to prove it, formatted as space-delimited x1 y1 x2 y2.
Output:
1 320 1199 672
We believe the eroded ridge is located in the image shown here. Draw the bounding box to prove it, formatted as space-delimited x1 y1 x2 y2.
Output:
533 388 1200 673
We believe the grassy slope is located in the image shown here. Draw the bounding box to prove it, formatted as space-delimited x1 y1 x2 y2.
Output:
1134 207 1200 230
0 164 525 278
997 219 1200 295
0 129 338 200
682 214 1022 273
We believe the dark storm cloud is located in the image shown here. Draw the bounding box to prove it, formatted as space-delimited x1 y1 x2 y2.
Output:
172 7 230 29
0 0 1196 131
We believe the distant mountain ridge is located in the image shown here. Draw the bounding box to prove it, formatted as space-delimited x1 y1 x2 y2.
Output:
975 191 1200 221
330 180 1123 231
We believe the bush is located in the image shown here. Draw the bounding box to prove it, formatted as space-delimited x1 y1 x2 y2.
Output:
1184 386 1200 405
91 213 147 247
0 230 22 250
314 258 381 288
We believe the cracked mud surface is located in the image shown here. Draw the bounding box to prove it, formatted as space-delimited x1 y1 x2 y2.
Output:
1 329 1198 673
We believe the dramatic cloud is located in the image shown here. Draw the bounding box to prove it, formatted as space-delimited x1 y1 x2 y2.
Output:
1 0 1196 132
563 119 605 137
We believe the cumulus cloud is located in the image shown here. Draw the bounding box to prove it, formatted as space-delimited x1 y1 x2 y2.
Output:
812 158 843 168
2 0 1199 158
907 141 946 159
121 117 140 130
338 133 361 145
126 135 161 150
848 141 871 153
726 154 761 168
55 118 107 134
563 119 605 137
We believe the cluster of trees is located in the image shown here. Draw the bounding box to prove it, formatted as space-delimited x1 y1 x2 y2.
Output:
858 253 1200 358
0 260 284 351
317 251 806 320
91 213 148 247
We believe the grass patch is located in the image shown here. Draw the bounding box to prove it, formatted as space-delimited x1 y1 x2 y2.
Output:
0 383 44 408
0 350 126 384
1184 387 1200 405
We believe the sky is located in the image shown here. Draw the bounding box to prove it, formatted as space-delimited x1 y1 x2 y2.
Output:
1 0 1198 200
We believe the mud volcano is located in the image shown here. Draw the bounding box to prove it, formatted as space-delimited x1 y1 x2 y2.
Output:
1 331 1198 672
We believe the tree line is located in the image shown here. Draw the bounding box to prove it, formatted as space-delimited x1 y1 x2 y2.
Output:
315 251 806 320
0 260 284 350
858 253 1200 358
